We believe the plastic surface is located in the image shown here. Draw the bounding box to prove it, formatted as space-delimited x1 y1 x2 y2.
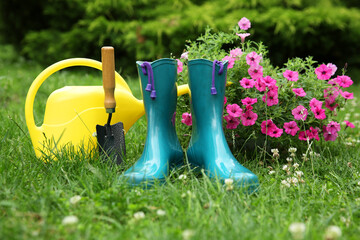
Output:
122 58 183 185
186 59 259 191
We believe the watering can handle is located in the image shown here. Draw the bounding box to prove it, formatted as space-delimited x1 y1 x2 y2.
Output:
25 58 130 134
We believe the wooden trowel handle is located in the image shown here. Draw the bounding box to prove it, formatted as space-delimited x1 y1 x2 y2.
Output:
101 46 116 113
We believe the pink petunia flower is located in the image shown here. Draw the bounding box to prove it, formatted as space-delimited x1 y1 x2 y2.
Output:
261 76 276 87
292 88 306 97
181 112 192 126
224 96 227 105
310 127 320 141
236 33 250 43
325 95 339 111
262 90 279 106
298 131 309 141
226 104 243 118
309 98 323 110
261 119 276 135
176 59 183 74
328 79 338 86
222 56 235 69
230 48 243 58
238 17 251 30
323 125 338 141
254 78 266 92
335 75 353 88
248 65 263 80
326 121 341 134
246 51 262 66
324 87 340 99
339 90 354 99
180 52 189 60
224 115 240 129
344 120 355 128
245 105 253 111
268 125 283 138
315 64 332 80
283 121 300 136
299 129 318 141
239 78 255 89
241 97 258 106
327 63 337 76
240 110 258 126
283 70 299 82
292 105 308 121
311 106 326 120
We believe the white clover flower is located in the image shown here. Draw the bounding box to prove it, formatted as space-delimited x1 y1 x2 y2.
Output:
271 148 279 154
288 222 306 240
287 177 298 185
156 209 166 216
354 113 360 118
293 163 299 169
62 215 79 225
295 171 304 178
69 195 81 205
286 157 293 162
271 148 280 158
282 165 289 171
178 174 187 180
134 189 142 196
224 178 234 186
133 211 145 220
182 229 195 240
324 225 342 240
288 147 297 153
268 170 276 175
181 193 187 198
281 180 290 188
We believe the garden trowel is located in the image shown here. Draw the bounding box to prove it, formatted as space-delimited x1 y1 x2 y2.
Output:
96 46 125 165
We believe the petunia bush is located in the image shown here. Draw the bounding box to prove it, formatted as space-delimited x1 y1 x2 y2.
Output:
175 18 356 159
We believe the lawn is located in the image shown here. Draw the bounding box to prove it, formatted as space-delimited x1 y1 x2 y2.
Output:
1 44 360 240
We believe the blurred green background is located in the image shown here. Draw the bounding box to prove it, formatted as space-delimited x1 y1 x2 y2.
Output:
1 0 360 80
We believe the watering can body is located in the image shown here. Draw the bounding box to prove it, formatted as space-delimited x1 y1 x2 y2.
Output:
29 86 144 158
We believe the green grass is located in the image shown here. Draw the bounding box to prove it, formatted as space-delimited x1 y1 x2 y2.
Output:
1 44 360 240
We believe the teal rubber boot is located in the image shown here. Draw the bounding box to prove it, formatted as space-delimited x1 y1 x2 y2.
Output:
186 59 259 191
123 58 183 186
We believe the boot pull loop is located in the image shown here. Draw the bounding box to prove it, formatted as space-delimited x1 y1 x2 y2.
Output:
211 60 224 95
141 62 156 99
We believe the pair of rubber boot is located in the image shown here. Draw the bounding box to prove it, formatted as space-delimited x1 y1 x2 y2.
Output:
123 58 259 190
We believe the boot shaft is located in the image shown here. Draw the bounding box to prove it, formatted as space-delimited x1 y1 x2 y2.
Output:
136 58 178 121
188 59 228 128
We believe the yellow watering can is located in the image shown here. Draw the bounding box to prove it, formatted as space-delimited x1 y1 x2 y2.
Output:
25 58 190 158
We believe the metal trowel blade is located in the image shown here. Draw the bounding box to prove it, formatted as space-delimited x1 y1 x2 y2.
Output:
96 122 126 165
